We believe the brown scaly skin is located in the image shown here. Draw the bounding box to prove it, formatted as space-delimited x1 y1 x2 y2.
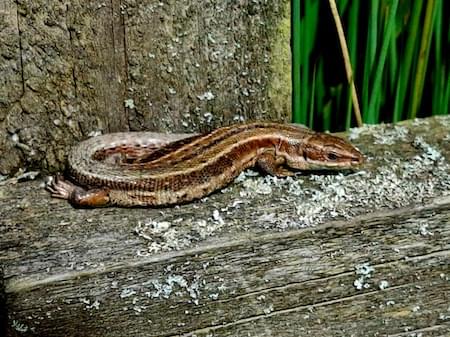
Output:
46 122 364 207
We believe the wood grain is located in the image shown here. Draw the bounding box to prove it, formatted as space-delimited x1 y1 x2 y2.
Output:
1 116 449 336
0 0 290 176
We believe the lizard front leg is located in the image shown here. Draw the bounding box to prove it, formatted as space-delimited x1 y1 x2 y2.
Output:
256 151 295 177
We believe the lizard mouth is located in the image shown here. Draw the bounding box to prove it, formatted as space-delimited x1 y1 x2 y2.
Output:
303 158 365 170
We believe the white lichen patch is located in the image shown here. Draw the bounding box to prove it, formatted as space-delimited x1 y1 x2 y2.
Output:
350 123 409 145
12 320 29 333
263 303 274 314
355 263 375 276
80 297 100 310
240 176 273 196
203 112 213 123
354 262 374 290
124 98 135 109
379 280 389 290
193 217 225 239
110 273 217 314
143 274 202 305
418 223 434 236
135 219 189 254
197 91 215 101
373 125 409 145
87 130 103 137
212 209 225 225
233 114 246 122
87 300 100 310
120 288 137 298
413 136 443 162
135 215 226 254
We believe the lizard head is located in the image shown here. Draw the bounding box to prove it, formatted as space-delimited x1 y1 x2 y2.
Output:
285 132 364 170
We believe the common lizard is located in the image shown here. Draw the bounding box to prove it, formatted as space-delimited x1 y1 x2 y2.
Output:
46 122 364 207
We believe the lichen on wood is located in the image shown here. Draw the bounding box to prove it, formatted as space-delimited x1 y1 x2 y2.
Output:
0 116 449 336
0 0 291 176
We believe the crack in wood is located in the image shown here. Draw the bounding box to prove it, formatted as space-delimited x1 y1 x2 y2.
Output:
0 267 7 337
228 249 450 303
15 1 25 96
67 24 78 98
167 283 424 337
119 0 130 127
8 244 446 296
108 0 117 133
387 324 449 337
110 0 116 54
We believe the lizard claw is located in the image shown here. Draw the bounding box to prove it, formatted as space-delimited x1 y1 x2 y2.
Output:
46 175 77 200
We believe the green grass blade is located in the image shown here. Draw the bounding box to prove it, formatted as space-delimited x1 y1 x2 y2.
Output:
336 0 350 13
301 0 319 126
442 70 450 115
388 21 398 92
294 0 448 130
345 0 360 129
432 0 443 115
392 0 423 122
410 0 437 119
291 0 301 123
367 0 399 123
322 100 332 132
362 1 379 122
309 63 317 129
315 59 326 128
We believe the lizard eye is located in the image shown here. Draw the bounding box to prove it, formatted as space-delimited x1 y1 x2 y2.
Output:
327 152 338 161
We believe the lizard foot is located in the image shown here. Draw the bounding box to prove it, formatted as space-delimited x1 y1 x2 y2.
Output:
46 175 111 207
46 175 78 200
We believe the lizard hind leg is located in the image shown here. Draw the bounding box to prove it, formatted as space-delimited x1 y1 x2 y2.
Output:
46 175 111 207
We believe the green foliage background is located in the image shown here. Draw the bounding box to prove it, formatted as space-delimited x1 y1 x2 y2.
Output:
292 0 450 131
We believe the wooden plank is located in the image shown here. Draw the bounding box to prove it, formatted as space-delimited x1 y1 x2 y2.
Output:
1 194 449 336
0 116 449 336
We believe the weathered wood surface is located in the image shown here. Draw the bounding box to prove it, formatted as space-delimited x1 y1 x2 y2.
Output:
1 116 450 337
0 0 290 176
